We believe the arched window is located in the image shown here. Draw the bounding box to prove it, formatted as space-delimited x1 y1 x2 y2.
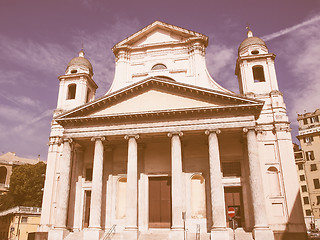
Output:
191 174 206 218
0 166 7 184
116 177 127 219
267 167 281 196
67 84 76 99
252 65 265 82
152 63 167 70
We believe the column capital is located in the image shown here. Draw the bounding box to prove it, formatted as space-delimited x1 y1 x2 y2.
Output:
91 136 106 142
242 127 258 134
61 137 73 144
124 134 139 140
167 131 183 138
205 129 221 135
48 137 62 146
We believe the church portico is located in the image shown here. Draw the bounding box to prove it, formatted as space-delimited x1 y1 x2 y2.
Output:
42 21 306 240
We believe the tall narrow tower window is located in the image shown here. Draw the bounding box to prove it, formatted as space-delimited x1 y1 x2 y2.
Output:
0 166 7 184
152 63 167 70
252 65 265 82
67 84 76 99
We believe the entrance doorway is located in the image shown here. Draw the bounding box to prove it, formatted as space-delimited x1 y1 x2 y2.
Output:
149 177 171 228
83 190 91 228
224 187 244 228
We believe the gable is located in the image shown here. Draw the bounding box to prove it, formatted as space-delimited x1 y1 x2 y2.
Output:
56 77 264 123
113 21 208 50
132 28 184 47
90 89 219 117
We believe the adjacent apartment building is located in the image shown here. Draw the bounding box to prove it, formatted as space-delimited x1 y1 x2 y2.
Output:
296 109 320 229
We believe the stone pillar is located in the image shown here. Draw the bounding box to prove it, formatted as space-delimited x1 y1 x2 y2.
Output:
73 147 84 231
89 137 105 229
125 134 139 230
245 128 274 240
205 130 229 240
168 132 184 230
39 137 60 231
55 138 73 229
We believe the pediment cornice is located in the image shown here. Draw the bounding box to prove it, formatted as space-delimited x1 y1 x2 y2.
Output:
55 77 264 126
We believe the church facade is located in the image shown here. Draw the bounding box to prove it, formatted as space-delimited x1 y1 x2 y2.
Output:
39 21 306 240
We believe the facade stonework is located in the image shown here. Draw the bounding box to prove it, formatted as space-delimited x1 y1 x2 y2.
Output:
39 21 306 240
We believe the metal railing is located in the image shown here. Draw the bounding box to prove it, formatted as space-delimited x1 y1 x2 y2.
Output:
102 224 116 240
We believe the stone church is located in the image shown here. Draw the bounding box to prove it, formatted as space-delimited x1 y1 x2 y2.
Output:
39 21 306 240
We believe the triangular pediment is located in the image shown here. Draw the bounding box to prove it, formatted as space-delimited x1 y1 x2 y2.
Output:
56 77 264 125
113 21 208 50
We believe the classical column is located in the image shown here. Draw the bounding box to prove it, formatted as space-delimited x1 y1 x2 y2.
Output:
205 129 228 238
168 132 184 229
89 137 105 229
55 138 73 229
125 134 139 230
40 137 60 231
244 128 274 240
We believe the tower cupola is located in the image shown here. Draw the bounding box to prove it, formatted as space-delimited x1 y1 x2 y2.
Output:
66 50 93 77
238 29 268 57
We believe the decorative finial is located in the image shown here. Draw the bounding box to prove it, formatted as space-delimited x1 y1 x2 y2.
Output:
79 43 85 57
246 24 253 38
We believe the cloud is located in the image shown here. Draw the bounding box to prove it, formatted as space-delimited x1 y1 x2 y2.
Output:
0 36 71 76
262 15 320 41
71 19 141 96
205 40 239 92
279 19 320 125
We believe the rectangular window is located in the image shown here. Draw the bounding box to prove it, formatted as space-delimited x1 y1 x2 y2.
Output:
311 164 317 171
85 168 93 181
314 179 320 189
310 116 319 123
222 162 241 177
303 118 308 125
300 175 306 181
304 136 314 143
306 209 312 216
306 151 315 161
317 196 320 205
298 164 303 170
303 196 310 204
302 185 307 192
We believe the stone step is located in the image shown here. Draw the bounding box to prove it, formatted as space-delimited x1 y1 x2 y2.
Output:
64 231 83 240
229 228 254 240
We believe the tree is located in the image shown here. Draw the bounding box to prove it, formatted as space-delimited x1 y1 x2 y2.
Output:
0 162 46 211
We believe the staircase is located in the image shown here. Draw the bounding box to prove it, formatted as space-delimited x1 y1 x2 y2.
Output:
229 228 254 240
64 231 83 240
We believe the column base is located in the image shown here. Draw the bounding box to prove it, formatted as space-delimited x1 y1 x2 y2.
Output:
169 228 184 240
211 228 229 240
83 228 104 240
253 227 274 240
48 229 69 240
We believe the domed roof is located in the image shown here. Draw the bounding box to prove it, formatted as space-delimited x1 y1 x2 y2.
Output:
67 50 93 73
238 30 267 54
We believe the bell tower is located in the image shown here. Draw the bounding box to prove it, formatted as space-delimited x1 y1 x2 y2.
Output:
55 49 98 115
235 29 279 96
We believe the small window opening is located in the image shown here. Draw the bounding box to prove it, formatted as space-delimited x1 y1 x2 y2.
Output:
67 84 76 99
0 167 7 184
251 50 259 55
71 69 77 74
252 65 265 82
311 164 317 171
303 118 308 125
152 63 167 70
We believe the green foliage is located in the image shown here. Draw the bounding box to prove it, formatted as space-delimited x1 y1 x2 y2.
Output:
0 162 46 211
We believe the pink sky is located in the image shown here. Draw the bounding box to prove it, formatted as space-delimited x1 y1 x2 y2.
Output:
0 0 319 159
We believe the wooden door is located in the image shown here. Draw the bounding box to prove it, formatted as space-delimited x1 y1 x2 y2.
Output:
149 177 171 228
224 187 244 228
